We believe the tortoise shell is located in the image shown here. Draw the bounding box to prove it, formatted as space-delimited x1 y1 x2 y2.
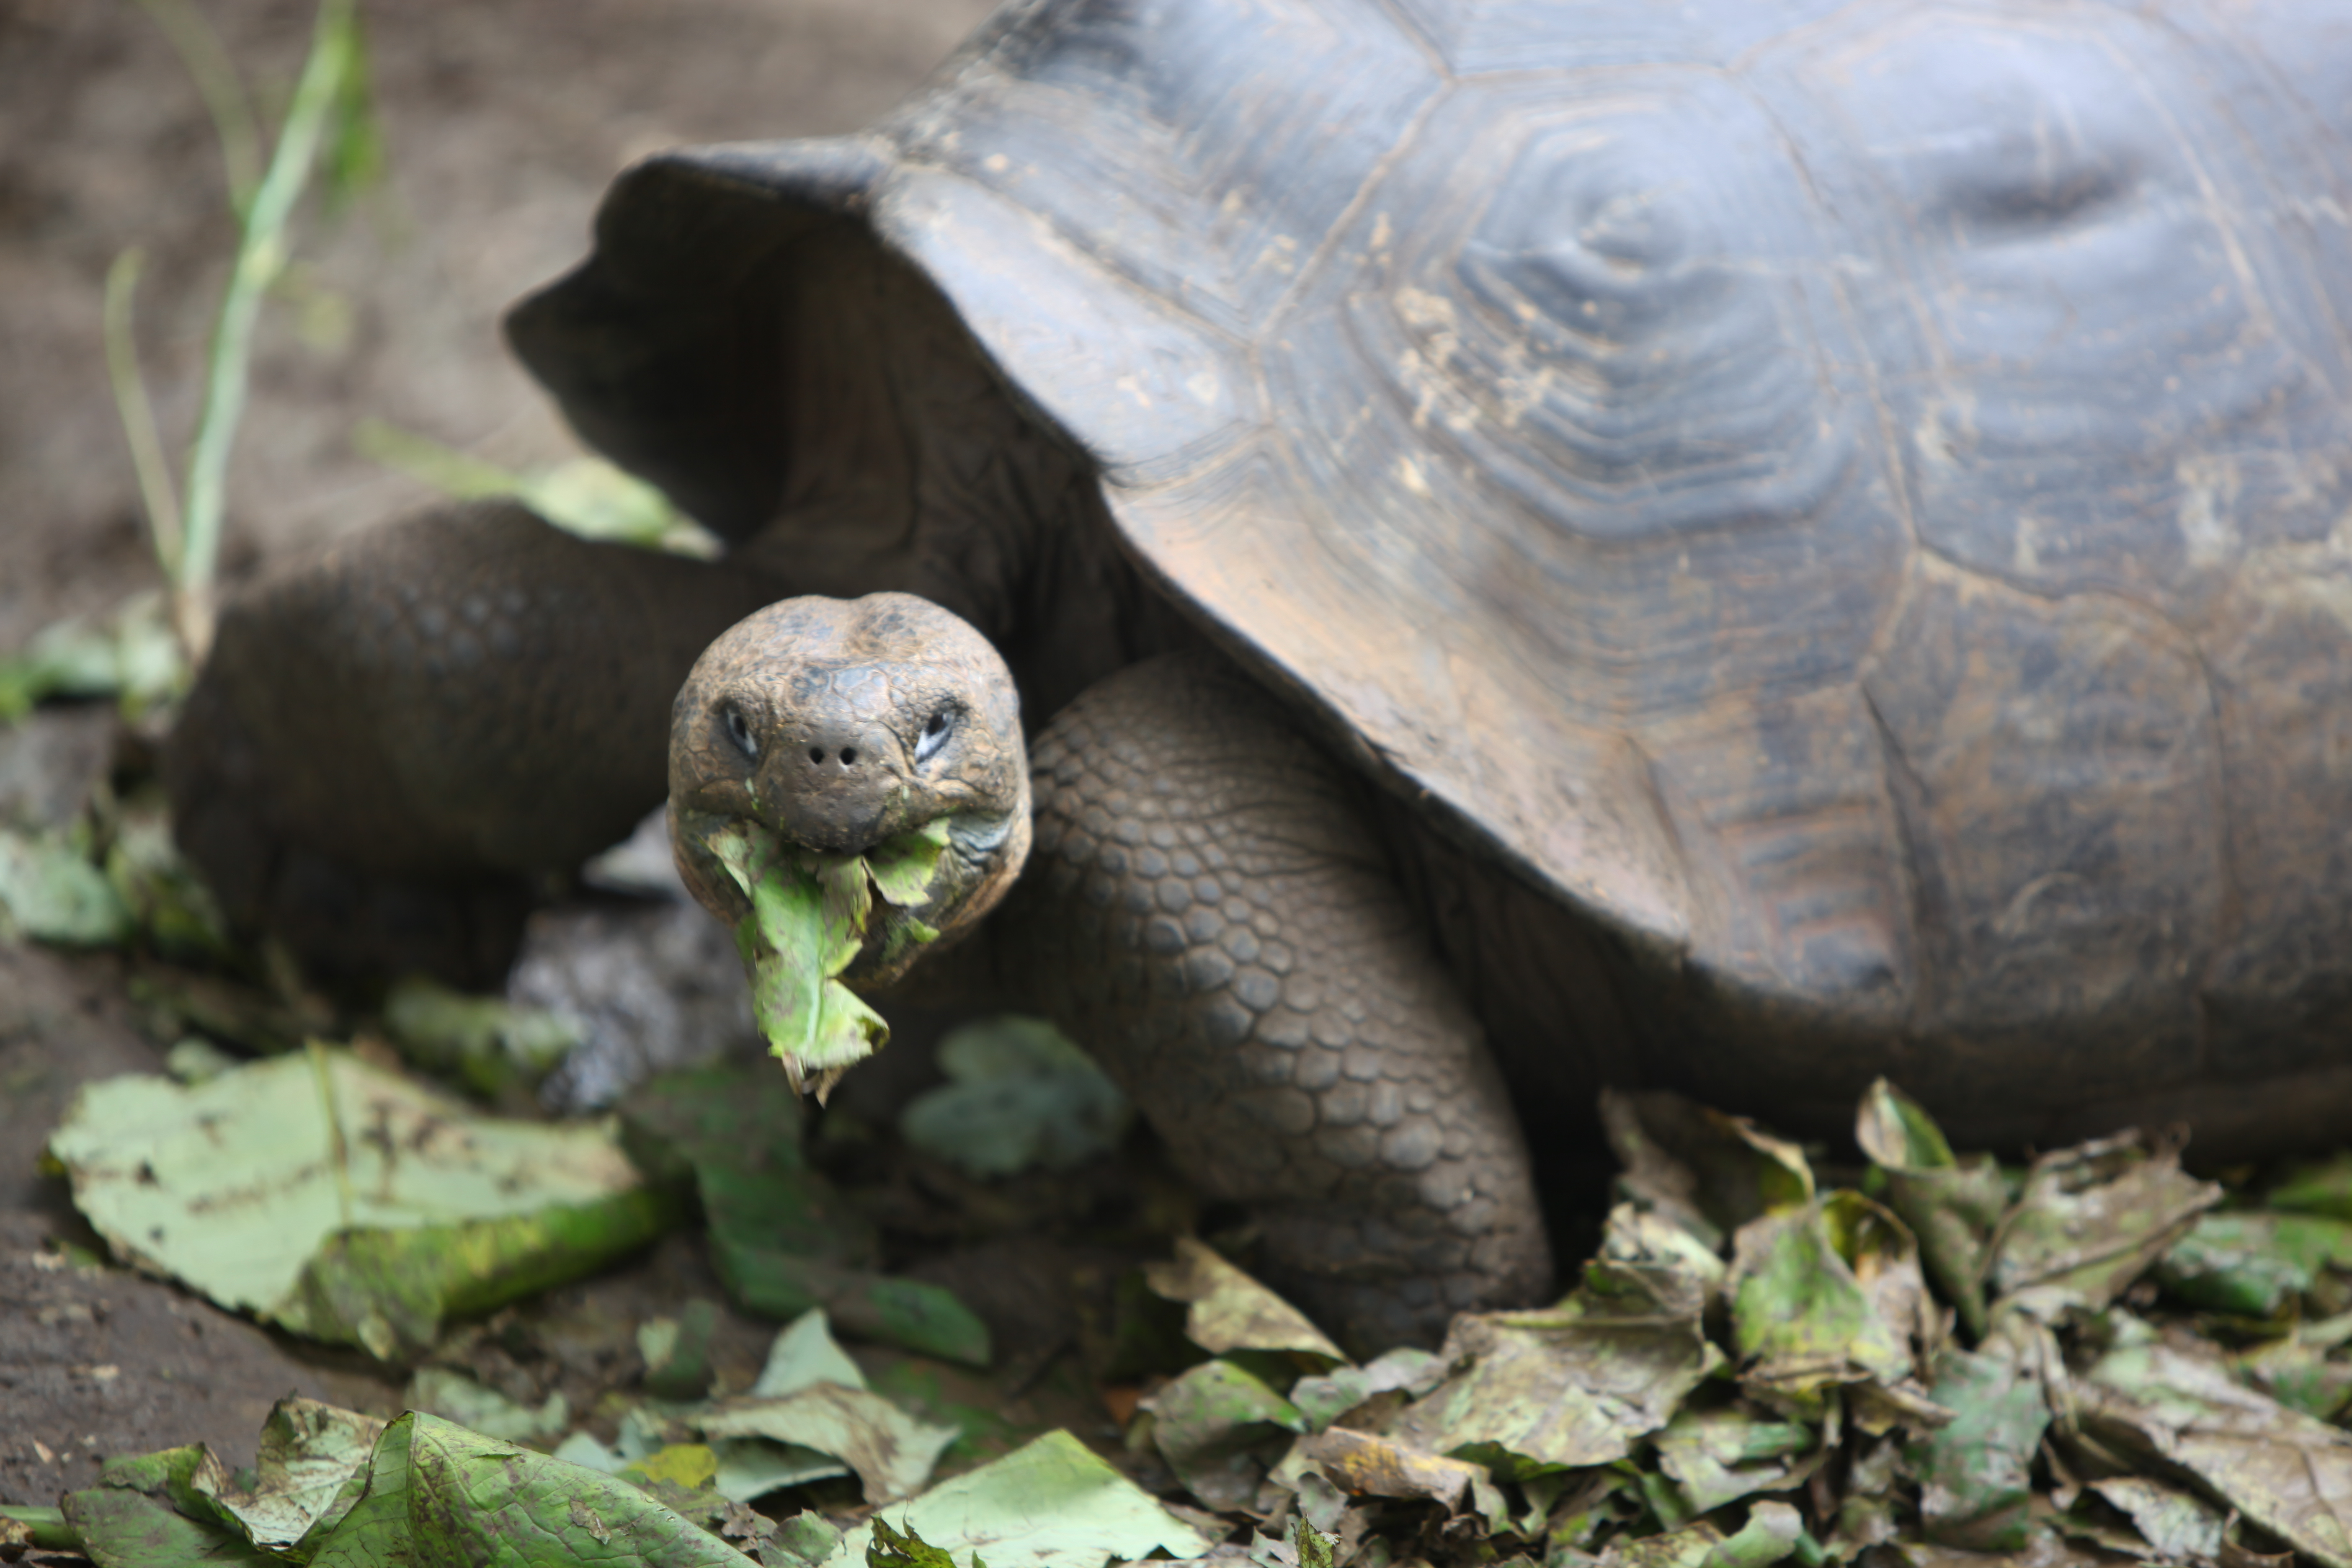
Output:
510 0 2352 1139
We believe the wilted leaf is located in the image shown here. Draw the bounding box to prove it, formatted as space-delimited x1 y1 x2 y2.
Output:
2086 1477 2226 1562
307 1412 756 1566
769 1511 843 1568
1727 1198 1914 1409
823 1430 1213 1568
1988 1132 2220 1317
46 1047 665 1357
185 1398 384 1553
754 1309 868 1396
1296 1427 1504 1529
1598 1499 1808 1568
1908 1324 2051 1551
1600 1090 1813 1242
1395 1206 1722 1473
1143 1358 1310 1510
688 1383 958 1504
2157 1212 2352 1317
1289 1348 1444 1431
1652 1403 1821 1516
2077 1315 2352 1568
2236 1317 2352 1421
1832 1434 1906 1558
709 1438 848 1505
407 1367 568 1444
899 1016 1131 1178
1857 1079 2008 1338
1144 1238 1344 1362
0 826 131 946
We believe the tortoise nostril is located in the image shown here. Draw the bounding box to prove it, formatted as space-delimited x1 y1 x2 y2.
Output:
807 747 823 765
841 747 859 766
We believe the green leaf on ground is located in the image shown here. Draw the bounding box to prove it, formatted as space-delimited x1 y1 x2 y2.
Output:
307 1411 757 1566
2158 1211 2352 1317
47 1045 667 1358
1987 1132 2220 1318
1142 1237 1344 1362
620 1064 874 1266
725 1250 993 1368
102 792 232 960
2269 1155 2352 1222
899 1016 1132 1178
1908 1323 2052 1551
1143 1358 1311 1510
620 1067 986 1364
383 975 584 1098
0 825 132 946
0 593 186 721
59 1444 267 1568
825 1430 1214 1568
1857 1079 2009 1338
686 1383 959 1504
1726 1195 1916 1410
1288 1347 1444 1431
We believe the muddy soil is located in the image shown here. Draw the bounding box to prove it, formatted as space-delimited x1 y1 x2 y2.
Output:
0 0 994 1517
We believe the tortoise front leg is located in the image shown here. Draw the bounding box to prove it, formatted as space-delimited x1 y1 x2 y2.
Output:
168 500 780 985
1005 650 1553 1351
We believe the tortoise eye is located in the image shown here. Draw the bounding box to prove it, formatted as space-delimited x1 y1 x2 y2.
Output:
721 705 758 761
915 708 953 764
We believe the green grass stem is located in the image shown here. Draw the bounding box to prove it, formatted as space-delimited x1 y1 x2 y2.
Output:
177 0 358 651
132 0 262 214
102 247 186 582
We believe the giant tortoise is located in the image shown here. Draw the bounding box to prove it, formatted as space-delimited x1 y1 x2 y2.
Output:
169 0 2352 1347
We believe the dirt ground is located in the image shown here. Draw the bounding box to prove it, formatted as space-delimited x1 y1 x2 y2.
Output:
0 0 996 1514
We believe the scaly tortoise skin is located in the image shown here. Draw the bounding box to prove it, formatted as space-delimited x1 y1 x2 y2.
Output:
170 0 2352 1348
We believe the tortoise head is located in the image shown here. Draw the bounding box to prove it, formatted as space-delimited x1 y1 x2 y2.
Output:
667 592 1030 987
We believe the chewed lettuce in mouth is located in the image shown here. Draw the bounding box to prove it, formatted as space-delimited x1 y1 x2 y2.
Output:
696 815 950 1099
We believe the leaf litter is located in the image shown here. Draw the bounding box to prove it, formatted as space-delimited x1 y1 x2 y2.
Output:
32 1018 2352 1568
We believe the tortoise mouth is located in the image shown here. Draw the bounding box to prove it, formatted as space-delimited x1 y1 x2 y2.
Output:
668 799 1021 991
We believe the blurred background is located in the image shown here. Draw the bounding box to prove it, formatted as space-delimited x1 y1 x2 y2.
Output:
0 0 998 654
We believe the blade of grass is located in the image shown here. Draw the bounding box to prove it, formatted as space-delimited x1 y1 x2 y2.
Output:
132 0 262 215
102 248 187 582
177 0 358 655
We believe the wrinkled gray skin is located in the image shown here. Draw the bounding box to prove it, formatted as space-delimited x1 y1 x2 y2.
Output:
170 0 2352 1349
